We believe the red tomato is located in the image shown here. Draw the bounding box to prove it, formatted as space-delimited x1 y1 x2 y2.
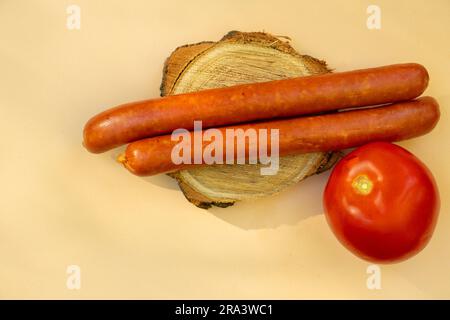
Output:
323 142 440 263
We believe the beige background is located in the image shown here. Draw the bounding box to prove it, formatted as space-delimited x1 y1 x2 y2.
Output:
0 0 449 299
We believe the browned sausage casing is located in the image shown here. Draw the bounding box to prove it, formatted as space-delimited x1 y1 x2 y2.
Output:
84 63 429 153
118 96 440 176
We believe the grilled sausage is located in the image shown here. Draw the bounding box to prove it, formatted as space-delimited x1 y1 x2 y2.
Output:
84 63 429 153
118 96 440 176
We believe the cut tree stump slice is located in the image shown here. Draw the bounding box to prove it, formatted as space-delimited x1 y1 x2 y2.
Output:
160 31 338 209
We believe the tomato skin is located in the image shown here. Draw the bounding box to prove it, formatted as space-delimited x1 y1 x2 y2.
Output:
323 142 440 263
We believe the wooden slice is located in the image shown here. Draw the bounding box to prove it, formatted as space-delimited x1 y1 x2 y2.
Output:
160 31 338 209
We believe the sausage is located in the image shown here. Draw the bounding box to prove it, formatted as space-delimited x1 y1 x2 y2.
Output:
118 96 440 176
84 63 429 153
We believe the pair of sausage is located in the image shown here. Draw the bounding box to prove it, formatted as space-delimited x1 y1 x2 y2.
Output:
82 63 439 176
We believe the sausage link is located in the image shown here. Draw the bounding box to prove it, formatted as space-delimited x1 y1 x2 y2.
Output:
118 96 440 176
84 63 429 153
